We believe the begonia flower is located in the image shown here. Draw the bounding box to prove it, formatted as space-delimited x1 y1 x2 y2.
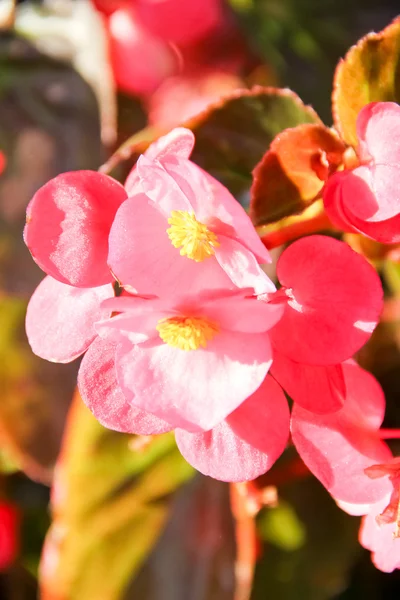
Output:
360 494 400 572
79 336 290 482
324 102 400 244
93 278 282 432
336 457 400 572
109 128 271 296
108 6 178 96
134 0 224 46
291 361 392 505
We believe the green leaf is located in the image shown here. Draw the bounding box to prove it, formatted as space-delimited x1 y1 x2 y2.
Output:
252 478 360 600
184 86 320 196
102 87 320 198
333 16 400 147
258 500 306 551
40 394 194 600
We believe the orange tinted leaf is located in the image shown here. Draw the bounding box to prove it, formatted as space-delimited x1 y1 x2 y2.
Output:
40 392 194 600
333 17 400 146
250 124 345 226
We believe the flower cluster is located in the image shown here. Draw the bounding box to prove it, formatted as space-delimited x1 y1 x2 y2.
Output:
24 127 387 491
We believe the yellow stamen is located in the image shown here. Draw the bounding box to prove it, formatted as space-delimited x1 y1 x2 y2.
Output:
156 316 219 351
167 210 220 262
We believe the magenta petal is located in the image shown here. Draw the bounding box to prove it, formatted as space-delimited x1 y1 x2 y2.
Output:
291 362 392 504
115 330 272 432
26 276 113 363
78 337 172 434
360 497 400 573
270 350 345 413
24 171 127 287
175 375 289 481
270 235 383 365
108 195 235 296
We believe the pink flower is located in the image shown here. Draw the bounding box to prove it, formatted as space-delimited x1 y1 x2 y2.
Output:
134 0 224 47
107 6 178 96
324 102 400 244
360 495 400 573
265 235 383 413
92 277 282 432
291 361 392 505
109 128 271 297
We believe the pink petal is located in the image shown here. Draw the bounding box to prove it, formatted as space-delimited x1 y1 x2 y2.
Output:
26 276 113 363
336 499 374 516
356 102 400 165
201 169 271 264
270 235 383 365
24 171 127 287
136 155 193 214
341 164 400 223
160 156 270 263
124 128 196 196
291 362 392 504
215 236 275 295
115 330 272 432
109 6 177 97
78 336 172 434
360 496 400 573
95 296 169 344
324 171 400 244
108 195 236 297
134 0 223 46
201 290 284 333
270 350 345 413
146 128 195 162
175 375 289 481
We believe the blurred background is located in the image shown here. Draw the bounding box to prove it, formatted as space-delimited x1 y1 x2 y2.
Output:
0 0 400 598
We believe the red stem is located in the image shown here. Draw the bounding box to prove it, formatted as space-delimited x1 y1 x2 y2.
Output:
259 211 333 250
230 483 258 600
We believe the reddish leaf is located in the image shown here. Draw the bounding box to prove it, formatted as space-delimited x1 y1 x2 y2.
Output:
250 124 345 226
333 17 400 147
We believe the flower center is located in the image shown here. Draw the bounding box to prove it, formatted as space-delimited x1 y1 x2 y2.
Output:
156 316 219 351
166 210 220 262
